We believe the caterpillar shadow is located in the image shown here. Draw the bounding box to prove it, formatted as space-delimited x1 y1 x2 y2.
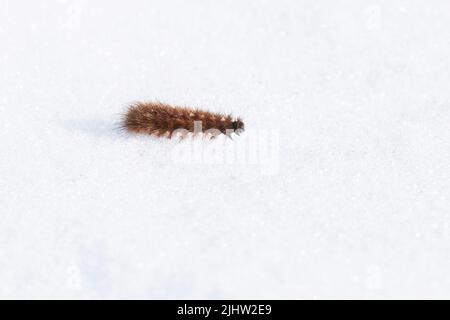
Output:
62 117 124 139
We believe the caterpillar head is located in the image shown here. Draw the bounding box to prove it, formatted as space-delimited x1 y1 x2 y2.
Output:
232 118 245 135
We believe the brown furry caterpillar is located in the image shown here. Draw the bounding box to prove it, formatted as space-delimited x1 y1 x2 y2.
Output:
122 101 244 139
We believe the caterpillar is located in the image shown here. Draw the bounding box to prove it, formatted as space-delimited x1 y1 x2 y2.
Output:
122 101 244 139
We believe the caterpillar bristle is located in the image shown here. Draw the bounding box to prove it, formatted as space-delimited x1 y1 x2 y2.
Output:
122 101 244 139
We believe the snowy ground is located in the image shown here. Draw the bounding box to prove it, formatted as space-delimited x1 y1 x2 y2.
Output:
1 0 449 299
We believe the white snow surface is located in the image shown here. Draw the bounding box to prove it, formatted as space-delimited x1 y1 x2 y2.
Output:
1 0 450 299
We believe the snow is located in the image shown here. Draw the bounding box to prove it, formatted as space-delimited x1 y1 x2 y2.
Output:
1 0 449 299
